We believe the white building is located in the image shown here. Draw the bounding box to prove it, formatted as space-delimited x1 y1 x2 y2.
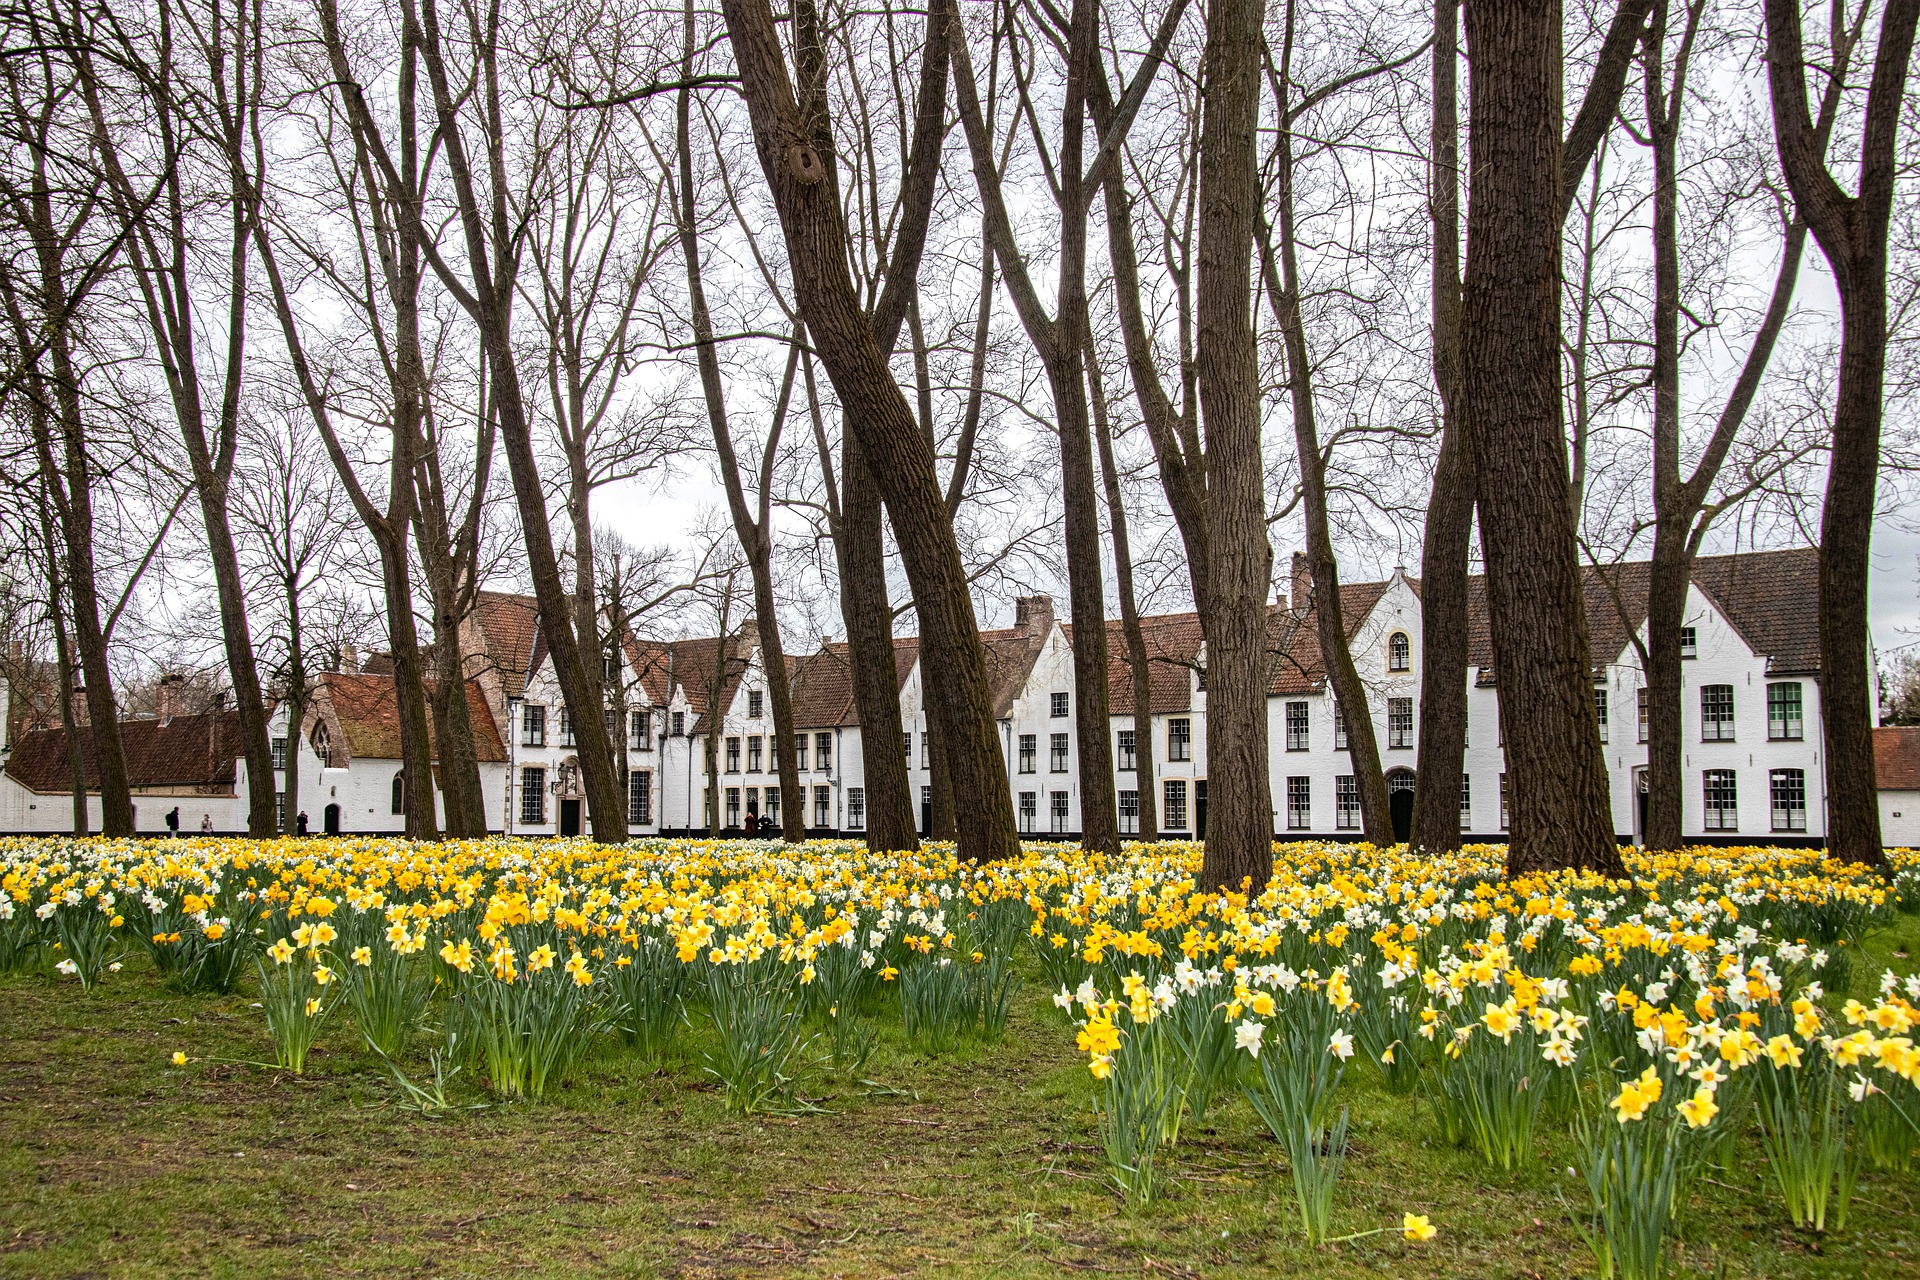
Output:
1877 726 1920 846
0 545 1890 845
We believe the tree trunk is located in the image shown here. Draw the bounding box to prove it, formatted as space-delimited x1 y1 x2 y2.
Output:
1090 341 1157 843
1411 0 1471 853
834 435 919 850
36 500 88 835
1461 0 1624 877
1759 0 1914 868
722 0 1019 864
927 715 957 840
1194 0 1275 891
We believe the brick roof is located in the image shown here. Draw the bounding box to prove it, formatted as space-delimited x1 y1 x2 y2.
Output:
785 638 921 729
314 673 506 763
1092 612 1202 715
1270 582 1388 695
469 591 540 698
4 710 243 794
1876 725 1920 791
1466 547 1823 681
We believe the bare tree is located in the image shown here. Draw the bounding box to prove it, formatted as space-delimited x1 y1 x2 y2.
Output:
1763 0 1919 869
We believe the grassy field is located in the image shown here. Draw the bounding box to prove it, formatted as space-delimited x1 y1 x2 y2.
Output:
1 914 1917 1279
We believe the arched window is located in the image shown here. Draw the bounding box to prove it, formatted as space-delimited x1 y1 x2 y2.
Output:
1388 632 1411 672
390 772 406 815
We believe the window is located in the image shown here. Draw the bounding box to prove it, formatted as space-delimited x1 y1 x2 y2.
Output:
275 791 287 830
748 736 763 773
1638 688 1649 743
1388 631 1410 672
726 736 741 772
630 708 651 751
1704 769 1739 831
1336 775 1359 830
604 652 621 682
1051 791 1070 833
1118 790 1139 834
1460 774 1472 823
748 688 763 719
1594 687 1609 744
1499 773 1509 829
1117 729 1136 771
1680 626 1698 658
311 722 333 768
767 734 778 772
629 771 652 825
1018 733 1037 773
1051 732 1070 772
1164 779 1189 830
520 767 546 824
1018 791 1037 833
1051 691 1069 718
1768 683 1804 741
1168 718 1191 762
391 772 406 815
813 784 831 827
846 787 865 829
671 710 685 736
726 787 742 828
903 732 913 762
815 732 832 771
1770 769 1805 832
522 704 547 747
1700 685 1735 742
1388 697 1414 749
604 707 620 745
1287 776 1312 830
1195 664 1207 692
1334 703 1348 750
920 732 929 770
765 787 780 825
794 735 808 770
1285 701 1309 751
271 736 288 771
558 705 576 748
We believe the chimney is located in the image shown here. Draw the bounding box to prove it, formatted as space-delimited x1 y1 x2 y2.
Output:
1290 552 1311 615
69 684 89 728
341 642 359 673
157 673 184 726
1013 595 1054 637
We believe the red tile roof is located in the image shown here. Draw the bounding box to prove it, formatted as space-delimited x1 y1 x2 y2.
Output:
4 710 243 794
314 673 506 763
469 591 540 698
1876 725 1920 791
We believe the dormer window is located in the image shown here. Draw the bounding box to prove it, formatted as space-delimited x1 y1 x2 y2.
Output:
748 688 764 719
1680 626 1697 659
1388 632 1411 672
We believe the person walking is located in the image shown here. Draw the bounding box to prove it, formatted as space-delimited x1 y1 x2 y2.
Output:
296 811 309 836
200 813 214 835
165 806 180 838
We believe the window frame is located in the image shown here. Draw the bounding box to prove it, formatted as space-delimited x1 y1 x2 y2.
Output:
1018 733 1037 773
522 704 547 748
1118 789 1139 834
1286 775 1312 830
725 736 742 772
1700 684 1736 743
1387 631 1410 672
1163 778 1189 831
1117 729 1136 772
1387 696 1414 749
1018 790 1037 833
846 787 865 829
520 766 546 825
1594 687 1610 744
1767 682 1804 741
1050 732 1070 773
1051 790 1070 833
1168 717 1192 762
1051 691 1070 718
628 770 652 825
1285 700 1310 752
1335 774 1359 830
1703 768 1739 831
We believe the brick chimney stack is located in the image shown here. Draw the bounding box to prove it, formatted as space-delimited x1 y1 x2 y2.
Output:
69 684 89 728
1013 595 1054 637
157 672 184 727
1290 552 1311 615
341 642 359 673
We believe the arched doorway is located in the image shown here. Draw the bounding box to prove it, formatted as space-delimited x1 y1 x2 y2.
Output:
323 803 341 835
1387 770 1416 843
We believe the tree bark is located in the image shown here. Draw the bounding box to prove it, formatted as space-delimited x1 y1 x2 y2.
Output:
721 0 1019 863
1411 0 1471 853
1758 0 1913 868
1089 340 1158 843
1194 0 1275 891
1461 0 1624 877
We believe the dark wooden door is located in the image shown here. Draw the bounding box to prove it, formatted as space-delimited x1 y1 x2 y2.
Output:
560 798 581 837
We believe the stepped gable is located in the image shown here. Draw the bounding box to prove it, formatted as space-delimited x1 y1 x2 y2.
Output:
469 591 540 698
1464 547 1822 683
4 710 243 794
311 672 505 763
1876 726 1920 791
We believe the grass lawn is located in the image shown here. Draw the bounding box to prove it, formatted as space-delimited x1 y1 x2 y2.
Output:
3 913 1918 1279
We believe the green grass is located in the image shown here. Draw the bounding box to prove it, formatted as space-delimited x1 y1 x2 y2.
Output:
2 915 1918 1278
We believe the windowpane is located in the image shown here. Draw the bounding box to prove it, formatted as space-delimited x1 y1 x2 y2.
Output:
1637 688 1648 743
630 708 651 751
1388 697 1414 748
1018 791 1037 833
1285 701 1309 751
846 787 865 829
523 705 546 748
1334 703 1348 750
1594 687 1609 744
1163 779 1188 831
271 737 288 771
1051 733 1070 772
1700 685 1735 742
1703 769 1739 831
1460 774 1472 822
1768 683 1804 741
520 767 546 824
795 735 808 770
1118 790 1139 834
813 785 831 827
559 705 575 747
1051 691 1069 718
1388 632 1410 672
1287 776 1312 830
628 771 652 825
726 737 741 772
1117 729 1136 771
748 689 763 719
1680 626 1697 658
1336 775 1359 830
1018 733 1036 773
748 736 763 772
1499 774 1509 829
726 788 741 827
1051 791 1070 833
815 732 832 770
1169 718 1191 762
